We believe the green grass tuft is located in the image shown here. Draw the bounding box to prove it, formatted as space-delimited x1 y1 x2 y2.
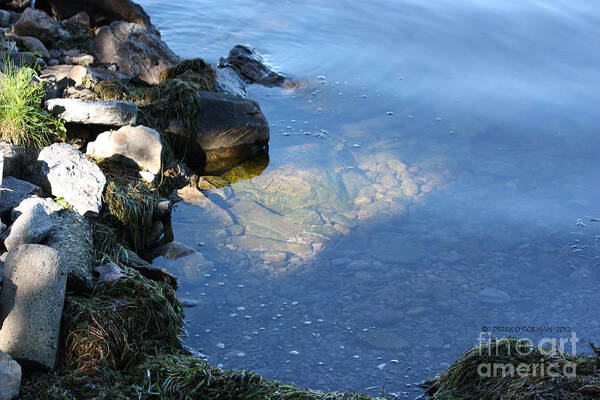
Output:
0 60 66 148
62 269 183 373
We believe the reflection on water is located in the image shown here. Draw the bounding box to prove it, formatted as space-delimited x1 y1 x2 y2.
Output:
141 0 600 396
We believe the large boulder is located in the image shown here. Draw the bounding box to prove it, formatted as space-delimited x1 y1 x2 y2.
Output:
28 143 106 216
44 0 152 28
0 244 67 370
0 350 21 400
11 8 60 45
0 177 40 215
86 125 162 175
94 21 180 84
166 91 269 169
45 98 137 126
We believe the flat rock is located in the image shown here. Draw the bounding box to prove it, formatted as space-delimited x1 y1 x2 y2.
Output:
0 176 40 215
94 21 179 84
0 244 67 370
30 143 106 216
45 98 137 126
0 350 21 400
123 249 177 289
11 8 59 45
153 241 197 260
478 287 512 304
46 210 95 293
86 125 162 174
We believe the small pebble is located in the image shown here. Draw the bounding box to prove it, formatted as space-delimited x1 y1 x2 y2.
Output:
377 363 386 371
289 350 300 355
216 343 225 350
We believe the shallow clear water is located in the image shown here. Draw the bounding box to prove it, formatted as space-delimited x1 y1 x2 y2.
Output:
139 0 600 396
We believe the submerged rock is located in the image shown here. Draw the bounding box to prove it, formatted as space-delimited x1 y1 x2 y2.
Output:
219 45 288 87
28 143 106 216
45 98 137 127
153 241 196 260
0 350 21 400
94 21 180 84
87 125 162 175
0 244 67 370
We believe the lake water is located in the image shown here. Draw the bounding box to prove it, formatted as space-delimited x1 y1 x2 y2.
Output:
139 0 600 397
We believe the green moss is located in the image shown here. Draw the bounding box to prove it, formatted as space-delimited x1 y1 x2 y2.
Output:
136 354 380 400
92 79 154 103
0 61 66 147
427 337 598 399
54 21 94 53
158 58 216 91
62 269 183 373
97 160 160 254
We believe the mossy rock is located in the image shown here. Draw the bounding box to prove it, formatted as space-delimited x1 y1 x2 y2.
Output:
158 58 216 91
427 337 598 399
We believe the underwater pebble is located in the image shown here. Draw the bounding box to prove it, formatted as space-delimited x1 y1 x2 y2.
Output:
377 363 386 370
387 111 394 116
304 321 312 325
391 359 399 364
289 350 300 355
216 343 225 350
236 352 246 358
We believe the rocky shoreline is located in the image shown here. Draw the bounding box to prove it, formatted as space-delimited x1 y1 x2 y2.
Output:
1 1 598 400
0 0 380 398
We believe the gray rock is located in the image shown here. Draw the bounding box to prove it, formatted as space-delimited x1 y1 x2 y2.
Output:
44 0 152 28
40 64 90 88
478 287 512 304
46 210 94 293
166 92 269 168
0 176 40 215
30 143 106 216
16 36 49 58
0 51 38 68
219 45 287 87
12 8 59 45
0 350 21 400
45 98 137 126
123 249 177 289
0 244 67 370
154 241 197 260
67 11 90 26
2 202 53 251
215 67 247 98
94 261 124 284
64 54 94 66
86 125 162 174
0 10 18 28
10 196 62 221
94 21 179 84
